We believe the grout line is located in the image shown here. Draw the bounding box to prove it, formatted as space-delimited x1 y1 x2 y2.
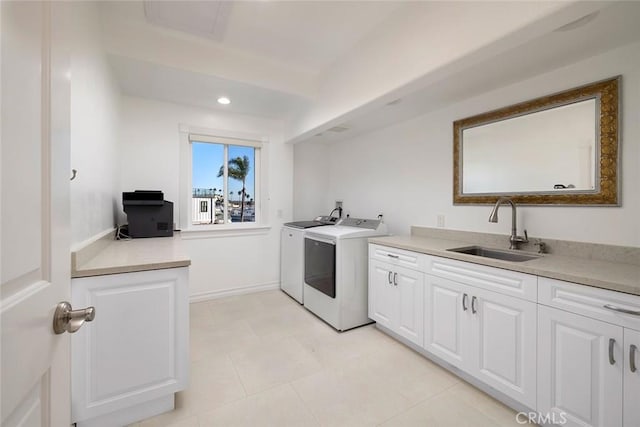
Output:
227 353 249 398
290 381 323 427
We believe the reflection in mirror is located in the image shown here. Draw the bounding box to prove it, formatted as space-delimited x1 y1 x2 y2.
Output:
462 99 597 194
453 77 619 205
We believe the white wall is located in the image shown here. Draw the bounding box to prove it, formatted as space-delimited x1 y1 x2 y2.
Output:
295 42 640 247
69 2 121 248
293 141 330 220
118 96 293 297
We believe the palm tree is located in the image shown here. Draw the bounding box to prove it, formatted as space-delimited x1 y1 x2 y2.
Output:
218 155 250 222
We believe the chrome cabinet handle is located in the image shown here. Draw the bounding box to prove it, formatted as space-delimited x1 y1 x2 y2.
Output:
603 304 640 316
631 344 638 373
388 271 392 285
471 296 478 314
53 301 96 334
462 293 468 311
609 338 616 365
387 254 399 259
393 272 398 286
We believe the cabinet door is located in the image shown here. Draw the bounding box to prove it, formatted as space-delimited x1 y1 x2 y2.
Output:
71 268 189 423
368 260 396 330
469 288 537 408
395 266 424 347
538 305 623 427
280 228 304 303
424 275 471 368
624 328 640 427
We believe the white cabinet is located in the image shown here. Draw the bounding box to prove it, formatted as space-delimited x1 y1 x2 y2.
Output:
470 286 537 409
369 259 396 330
538 305 623 427
369 259 424 346
424 274 536 408
369 242 640 425
624 328 640 427
424 275 470 367
538 278 640 427
71 267 189 427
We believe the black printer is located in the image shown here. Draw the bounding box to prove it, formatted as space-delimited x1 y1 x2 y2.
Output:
122 190 174 238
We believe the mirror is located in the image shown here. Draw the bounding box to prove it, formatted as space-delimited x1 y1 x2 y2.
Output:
453 77 619 205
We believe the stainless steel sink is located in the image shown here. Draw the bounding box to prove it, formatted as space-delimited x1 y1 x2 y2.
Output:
446 245 541 262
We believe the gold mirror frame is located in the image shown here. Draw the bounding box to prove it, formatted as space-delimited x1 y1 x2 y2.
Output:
453 77 619 205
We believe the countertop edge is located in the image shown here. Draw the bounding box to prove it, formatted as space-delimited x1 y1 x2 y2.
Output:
369 236 640 297
72 259 191 278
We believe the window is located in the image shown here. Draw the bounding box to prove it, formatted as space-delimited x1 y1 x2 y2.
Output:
189 134 260 227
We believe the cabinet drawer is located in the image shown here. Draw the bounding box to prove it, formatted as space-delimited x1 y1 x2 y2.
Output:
539 277 640 331
369 244 426 271
426 256 537 301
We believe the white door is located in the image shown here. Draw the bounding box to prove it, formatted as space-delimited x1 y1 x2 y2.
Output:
368 260 395 330
395 266 424 347
624 328 640 427
538 305 623 427
424 275 470 368
1 2 72 426
470 288 537 408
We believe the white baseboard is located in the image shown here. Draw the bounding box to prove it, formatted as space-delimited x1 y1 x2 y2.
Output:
189 281 280 303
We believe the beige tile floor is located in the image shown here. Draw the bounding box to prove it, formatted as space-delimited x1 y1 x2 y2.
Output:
131 290 534 427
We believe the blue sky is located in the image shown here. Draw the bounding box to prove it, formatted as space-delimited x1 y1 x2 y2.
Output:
192 142 255 200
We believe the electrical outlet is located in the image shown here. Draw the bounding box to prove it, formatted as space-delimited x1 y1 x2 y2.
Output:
335 201 343 209
437 214 445 228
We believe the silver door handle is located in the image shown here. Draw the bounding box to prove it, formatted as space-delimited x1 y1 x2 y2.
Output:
609 338 616 365
462 293 468 311
631 344 638 373
471 296 478 314
603 304 640 316
393 272 398 286
53 301 96 334
388 271 392 285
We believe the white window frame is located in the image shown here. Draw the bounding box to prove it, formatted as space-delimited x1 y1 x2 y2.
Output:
179 124 270 238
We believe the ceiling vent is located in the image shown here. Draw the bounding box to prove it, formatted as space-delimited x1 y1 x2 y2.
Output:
327 125 350 133
143 1 233 41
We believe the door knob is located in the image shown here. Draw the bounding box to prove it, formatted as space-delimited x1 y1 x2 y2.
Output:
53 301 95 334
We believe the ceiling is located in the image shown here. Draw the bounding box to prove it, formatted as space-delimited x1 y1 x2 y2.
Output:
291 0 640 144
101 0 404 120
100 1 640 141
109 54 310 119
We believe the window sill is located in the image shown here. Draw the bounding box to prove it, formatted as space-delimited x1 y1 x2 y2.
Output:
180 224 272 240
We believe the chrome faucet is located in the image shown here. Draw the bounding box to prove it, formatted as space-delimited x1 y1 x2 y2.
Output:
488 197 528 250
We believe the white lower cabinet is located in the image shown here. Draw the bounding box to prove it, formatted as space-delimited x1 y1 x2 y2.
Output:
369 259 424 346
624 328 640 427
423 275 470 367
369 243 640 426
423 274 536 408
470 286 537 409
71 267 189 427
537 305 624 427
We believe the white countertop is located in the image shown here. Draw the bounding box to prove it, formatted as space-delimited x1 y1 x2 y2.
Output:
72 233 191 278
369 234 640 296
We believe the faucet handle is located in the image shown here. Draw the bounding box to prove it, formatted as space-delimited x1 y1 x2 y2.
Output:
534 240 547 254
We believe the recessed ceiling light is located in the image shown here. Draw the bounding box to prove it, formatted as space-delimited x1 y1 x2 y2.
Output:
217 97 231 105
